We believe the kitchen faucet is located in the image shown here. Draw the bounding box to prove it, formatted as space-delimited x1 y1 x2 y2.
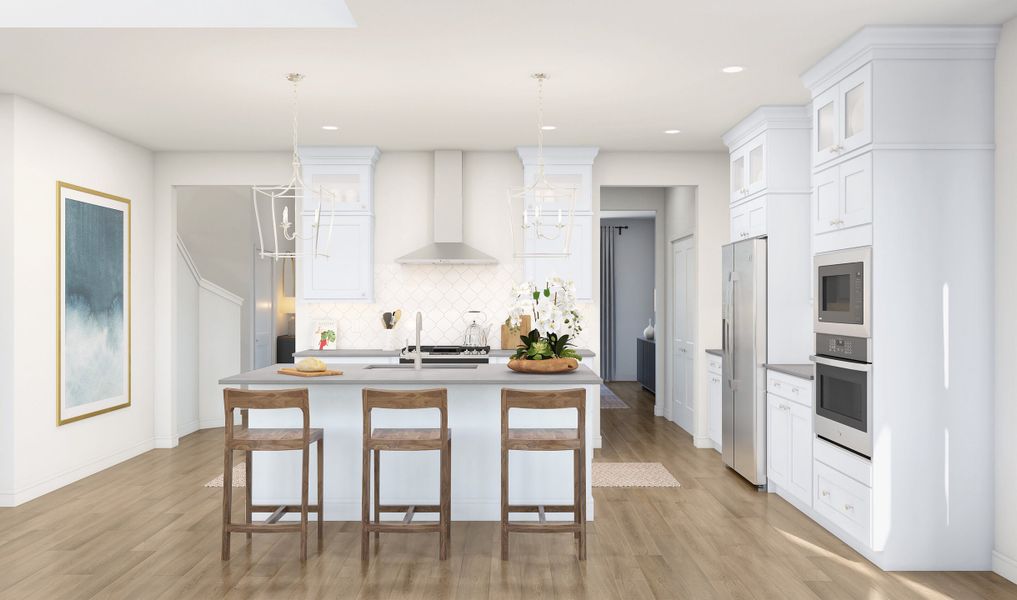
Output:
414 311 423 370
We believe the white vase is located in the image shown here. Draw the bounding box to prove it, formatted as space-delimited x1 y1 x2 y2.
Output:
643 319 655 340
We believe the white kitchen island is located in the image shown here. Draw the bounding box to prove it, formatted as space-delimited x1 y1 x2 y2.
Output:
219 363 601 522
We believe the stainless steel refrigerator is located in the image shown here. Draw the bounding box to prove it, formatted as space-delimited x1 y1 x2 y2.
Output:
721 237 767 486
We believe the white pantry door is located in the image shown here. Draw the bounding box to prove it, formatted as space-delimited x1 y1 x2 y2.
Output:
672 237 696 433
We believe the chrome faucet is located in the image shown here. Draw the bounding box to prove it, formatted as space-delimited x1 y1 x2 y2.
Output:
414 311 423 370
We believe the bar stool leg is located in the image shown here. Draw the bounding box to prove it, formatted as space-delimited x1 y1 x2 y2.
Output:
317 437 324 549
578 445 587 561
439 438 450 560
361 444 371 560
500 443 509 561
373 449 380 541
245 451 253 541
300 445 309 562
221 447 234 560
574 448 581 541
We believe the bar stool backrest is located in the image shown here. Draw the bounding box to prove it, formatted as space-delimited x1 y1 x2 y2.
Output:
501 388 586 434
362 388 449 443
223 387 311 443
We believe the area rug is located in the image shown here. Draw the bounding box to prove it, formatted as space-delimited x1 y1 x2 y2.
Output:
204 462 246 488
600 385 629 409
592 462 680 488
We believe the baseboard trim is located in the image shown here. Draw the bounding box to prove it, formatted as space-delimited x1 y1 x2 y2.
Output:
177 419 200 438
693 436 714 449
153 435 178 449
199 417 225 430
994 550 1017 584
2 438 154 506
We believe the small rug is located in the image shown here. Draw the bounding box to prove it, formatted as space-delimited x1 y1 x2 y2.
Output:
592 462 680 488
204 462 246 488
600 385 628 409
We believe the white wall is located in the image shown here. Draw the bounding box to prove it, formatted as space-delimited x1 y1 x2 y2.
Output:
0 96 14 499
601 216 655 381
176 248 200 437
4 96 155 506
995 15 1017 585
593 153 729 444
197 288 242 428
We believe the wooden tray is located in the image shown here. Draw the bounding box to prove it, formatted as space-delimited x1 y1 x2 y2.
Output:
507 358 578 374
277 368 344 377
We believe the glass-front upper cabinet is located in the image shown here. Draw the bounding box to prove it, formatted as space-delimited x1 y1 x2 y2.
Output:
729 133 765 203
812 63 871 167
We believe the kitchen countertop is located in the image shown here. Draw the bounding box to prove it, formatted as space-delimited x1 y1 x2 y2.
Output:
294 348 596 358
764 363 814 380
221 362 602 386
705 348 723 357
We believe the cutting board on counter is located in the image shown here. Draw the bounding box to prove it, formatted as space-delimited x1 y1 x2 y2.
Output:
276 368 344 377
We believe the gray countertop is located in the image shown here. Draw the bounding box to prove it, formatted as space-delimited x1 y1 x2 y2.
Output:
294 348 596 358
705 348 723 357
764 364 815 380
221 363 602 386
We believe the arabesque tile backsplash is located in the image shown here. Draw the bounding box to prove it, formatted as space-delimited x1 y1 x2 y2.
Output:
296 263 597 352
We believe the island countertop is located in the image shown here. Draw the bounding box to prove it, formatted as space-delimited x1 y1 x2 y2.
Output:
292 348 597 358
220 362 602 386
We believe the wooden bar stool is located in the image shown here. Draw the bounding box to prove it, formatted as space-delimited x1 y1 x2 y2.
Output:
501 388 586 561
361 388 451 561
221 388 324 562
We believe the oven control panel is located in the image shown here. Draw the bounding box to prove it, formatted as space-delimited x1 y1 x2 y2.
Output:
815 333 869 362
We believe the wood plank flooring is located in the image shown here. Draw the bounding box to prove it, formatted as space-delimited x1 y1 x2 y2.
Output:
0 381 1015 599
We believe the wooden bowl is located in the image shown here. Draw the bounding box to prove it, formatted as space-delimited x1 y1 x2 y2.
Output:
507 357 579 374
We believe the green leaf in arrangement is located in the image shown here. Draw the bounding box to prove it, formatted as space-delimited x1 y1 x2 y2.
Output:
533 291 540 301
544 288 551 297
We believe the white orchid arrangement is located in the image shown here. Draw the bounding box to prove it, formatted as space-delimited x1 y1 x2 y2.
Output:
508 277 583 361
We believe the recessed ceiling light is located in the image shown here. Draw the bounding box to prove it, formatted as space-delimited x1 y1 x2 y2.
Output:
721 66 744 74
541 125 557 131
321 125 339 131
664 129 681 135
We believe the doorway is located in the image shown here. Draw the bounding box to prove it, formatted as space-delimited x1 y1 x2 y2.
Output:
671 235 695 433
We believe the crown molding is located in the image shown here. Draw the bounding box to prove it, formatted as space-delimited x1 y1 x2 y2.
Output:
516 146 599 166
801 25 1001 95
298 146 381 167
721 105 810 150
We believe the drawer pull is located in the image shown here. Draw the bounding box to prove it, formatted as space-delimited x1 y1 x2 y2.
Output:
821 489 830 497
774 382 781 388
844 504 854 512
792 387 799 394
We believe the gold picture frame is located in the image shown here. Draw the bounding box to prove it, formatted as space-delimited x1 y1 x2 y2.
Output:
56 181 132 425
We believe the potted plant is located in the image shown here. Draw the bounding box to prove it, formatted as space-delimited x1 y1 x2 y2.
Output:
506 278 583 374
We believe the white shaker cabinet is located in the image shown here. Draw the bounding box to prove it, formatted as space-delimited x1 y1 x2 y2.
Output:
296 146 380 303
766 370 813 509
729 196 767 242
812 153 872 240
298 215 374 301
812 64 872 167
707 353 722 451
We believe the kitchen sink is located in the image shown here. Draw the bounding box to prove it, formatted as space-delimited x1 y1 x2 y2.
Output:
363 364 480 369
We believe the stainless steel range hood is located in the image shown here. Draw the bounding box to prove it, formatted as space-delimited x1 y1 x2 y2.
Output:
395 150 497 265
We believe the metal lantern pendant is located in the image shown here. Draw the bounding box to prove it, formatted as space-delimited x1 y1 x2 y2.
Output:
252 73 337 260
508 73 577 259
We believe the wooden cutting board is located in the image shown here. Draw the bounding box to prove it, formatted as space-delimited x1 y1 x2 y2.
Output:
277 368 344 377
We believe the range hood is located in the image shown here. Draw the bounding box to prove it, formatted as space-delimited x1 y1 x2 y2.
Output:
396 150 497 265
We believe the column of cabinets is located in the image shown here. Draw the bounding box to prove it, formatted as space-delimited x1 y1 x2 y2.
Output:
296 147 381 302
516 147 599 301
707 352 722 451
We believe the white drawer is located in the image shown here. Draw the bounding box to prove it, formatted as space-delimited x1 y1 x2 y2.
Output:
706 354 722 375
814 436 871 487
814 460 871 547
766 370 812 408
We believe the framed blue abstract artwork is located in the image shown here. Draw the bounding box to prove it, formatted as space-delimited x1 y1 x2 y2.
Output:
57 182 131 425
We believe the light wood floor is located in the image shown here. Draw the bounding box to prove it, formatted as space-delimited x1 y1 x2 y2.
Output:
1 382 1015 599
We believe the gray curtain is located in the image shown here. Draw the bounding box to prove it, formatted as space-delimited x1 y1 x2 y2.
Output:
600 226 616 381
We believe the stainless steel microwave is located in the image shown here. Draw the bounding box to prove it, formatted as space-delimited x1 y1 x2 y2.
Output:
815 247 871 338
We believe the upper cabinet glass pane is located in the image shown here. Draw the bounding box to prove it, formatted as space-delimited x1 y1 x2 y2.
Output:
748 145 764 186
844 82 866 139
817 101 835 151
732 156 745 192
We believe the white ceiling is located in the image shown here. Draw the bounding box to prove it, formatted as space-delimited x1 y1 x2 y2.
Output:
0 0 1013 152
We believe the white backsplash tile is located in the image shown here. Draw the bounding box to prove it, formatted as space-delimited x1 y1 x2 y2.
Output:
296 263 596 352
